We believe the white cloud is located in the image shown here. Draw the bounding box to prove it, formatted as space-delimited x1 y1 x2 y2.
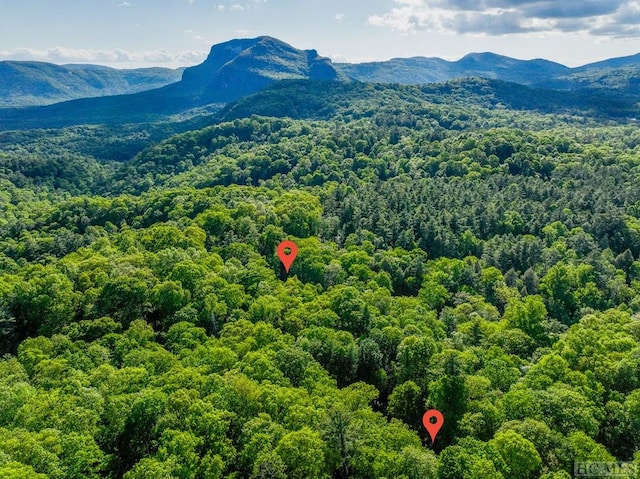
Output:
118 1 134 6
368 0 640 37
0 47 207 67
335 13 346 21
214 0 266 12
185 29 204 41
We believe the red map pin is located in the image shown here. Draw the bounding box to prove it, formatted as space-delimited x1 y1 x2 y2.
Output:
277 240 298 273
422 409 444 443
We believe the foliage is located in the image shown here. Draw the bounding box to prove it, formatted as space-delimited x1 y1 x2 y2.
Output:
1 76 640 478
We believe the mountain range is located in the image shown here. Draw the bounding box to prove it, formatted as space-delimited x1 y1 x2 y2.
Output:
0 37 341 128
1 36 639 129
0 62 183 107
337 51 640 88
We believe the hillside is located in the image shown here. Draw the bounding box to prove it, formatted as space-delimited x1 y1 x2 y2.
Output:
2 79 640 476
0 61 183 107
336 50 640 98
220 78 640 122
336 53 570 86
576 52 640 70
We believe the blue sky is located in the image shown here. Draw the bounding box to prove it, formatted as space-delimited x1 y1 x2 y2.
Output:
1 0 640 68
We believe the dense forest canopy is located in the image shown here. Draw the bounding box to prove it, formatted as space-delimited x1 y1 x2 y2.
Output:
1 79 640 478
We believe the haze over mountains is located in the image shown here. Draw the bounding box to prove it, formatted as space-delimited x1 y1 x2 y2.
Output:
0 62 183 107
0 37 341 128
338 51 640 88
1 35 639 129
337 53 570 86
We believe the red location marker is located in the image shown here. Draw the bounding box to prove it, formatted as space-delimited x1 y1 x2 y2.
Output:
422 409 444 443
277 240 298 273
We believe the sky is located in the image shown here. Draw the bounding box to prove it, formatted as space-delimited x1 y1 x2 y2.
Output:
1 0 640 69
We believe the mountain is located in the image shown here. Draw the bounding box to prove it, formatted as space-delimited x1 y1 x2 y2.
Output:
0 61 184 107
336 57 455 85
537 53 640 92
0 36 342 129
535 66 640 94
336 53 570 86
575 52 640 71
220 77 639 123
336 51 640 98
178 36 341 103
454 52 570 85
336 51 640 111
1 36 639 130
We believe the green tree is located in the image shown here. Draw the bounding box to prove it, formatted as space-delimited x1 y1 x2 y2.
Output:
503 295 548 345
122 458 176 479
539 264 578 324
251 450 286 479
428 350 468 448
396 335 437 385
329 286 369 337
96 274 152 327
489 430 541 479
388 381 424 431
0 461 48 479
114 389 169 476
274 427 327 479
10 265 78 337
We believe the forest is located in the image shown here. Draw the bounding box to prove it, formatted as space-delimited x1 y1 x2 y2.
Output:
1 80 640 478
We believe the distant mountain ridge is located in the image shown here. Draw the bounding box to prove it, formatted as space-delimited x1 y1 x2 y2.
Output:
335 51 640 91
0 61 184 107
1 36 639 129
336 53 571 86
0 36 342 128
574 52 640 71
